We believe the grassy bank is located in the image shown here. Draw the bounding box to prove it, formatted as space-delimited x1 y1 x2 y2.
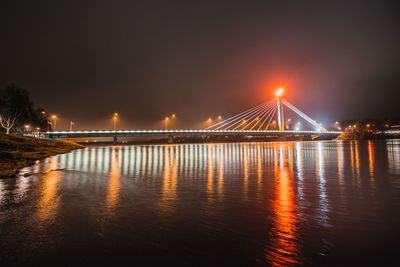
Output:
0 133 84 178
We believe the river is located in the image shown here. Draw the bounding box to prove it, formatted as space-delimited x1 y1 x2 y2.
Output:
1 140 399 265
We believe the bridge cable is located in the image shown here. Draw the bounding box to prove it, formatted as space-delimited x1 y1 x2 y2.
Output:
249 103 275 130
245 103 274 130
207 101 270 130
227 103 271 130
235 102 274 130
265 106 277 130
214 101 272 130
257 104 276 130
282 99 327 131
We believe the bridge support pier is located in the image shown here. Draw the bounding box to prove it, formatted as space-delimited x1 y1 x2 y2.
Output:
168 135 174 144
113 136 118 145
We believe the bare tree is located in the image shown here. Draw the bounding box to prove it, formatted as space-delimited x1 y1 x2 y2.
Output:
0 84 35 134
0 114 16 134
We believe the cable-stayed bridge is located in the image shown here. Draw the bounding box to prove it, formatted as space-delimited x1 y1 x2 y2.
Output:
46 89 342 143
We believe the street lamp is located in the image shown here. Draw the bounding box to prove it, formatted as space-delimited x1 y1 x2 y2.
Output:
51 115 57 131
295 122 301 131
113 113 118 131
165 117 169 130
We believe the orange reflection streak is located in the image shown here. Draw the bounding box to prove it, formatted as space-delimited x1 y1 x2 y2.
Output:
207 145 214 198
243 144 249 198
162 147 177 201
257 145 262 186
350 141 356 181
355 141 360 184
105 150 121 213
218 152 224 197
36 156 61 223
337 142 344 185
266 143 300 266
368 141 375 188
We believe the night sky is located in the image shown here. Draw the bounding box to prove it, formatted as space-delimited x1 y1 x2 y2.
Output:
1 1 399 130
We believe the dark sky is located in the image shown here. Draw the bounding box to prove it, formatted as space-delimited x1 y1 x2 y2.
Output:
1 0 399 130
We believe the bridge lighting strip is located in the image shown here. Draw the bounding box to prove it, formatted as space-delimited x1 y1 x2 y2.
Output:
47 129 342 134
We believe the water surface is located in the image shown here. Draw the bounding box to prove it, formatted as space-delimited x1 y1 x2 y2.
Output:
1 140 400 265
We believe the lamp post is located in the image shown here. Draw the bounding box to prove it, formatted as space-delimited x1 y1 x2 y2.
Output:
295 122 301 131
165 117 169 130
51 115 57 131
113 113 118 131
170 114 176 128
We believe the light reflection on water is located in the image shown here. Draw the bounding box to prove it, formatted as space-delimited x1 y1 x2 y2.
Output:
1 140 400 265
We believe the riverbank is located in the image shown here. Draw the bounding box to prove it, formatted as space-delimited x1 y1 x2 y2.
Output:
0 133 84 178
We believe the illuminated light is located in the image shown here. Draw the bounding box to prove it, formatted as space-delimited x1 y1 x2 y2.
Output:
256 117 259 120
218 115 222 120
171 114 176 118
366 124 370 128
353 124 357 128
51 115 57 119
275 88 284 96
335 121 339 124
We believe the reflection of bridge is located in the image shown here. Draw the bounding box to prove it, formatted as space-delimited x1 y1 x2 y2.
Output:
46 89 342 143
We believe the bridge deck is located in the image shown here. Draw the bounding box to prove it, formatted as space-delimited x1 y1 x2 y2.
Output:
46 129 342 138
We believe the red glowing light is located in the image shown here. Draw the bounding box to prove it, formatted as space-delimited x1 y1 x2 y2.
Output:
275 88 284 96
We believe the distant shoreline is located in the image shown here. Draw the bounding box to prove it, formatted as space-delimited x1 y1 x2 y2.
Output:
0 133 84 178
